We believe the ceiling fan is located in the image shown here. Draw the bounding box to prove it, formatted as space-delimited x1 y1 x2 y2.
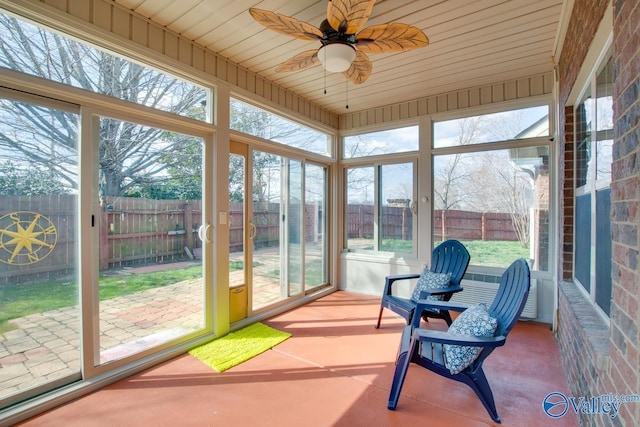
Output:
249 0 429 85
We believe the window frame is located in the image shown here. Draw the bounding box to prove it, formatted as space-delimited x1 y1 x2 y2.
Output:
229 95 335 159
0 8 217 394
343 157 418 256
429 98 554 275
572 41 614 319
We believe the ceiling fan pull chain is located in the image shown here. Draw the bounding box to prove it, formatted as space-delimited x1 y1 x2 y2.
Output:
345 77 349 109
324 65 327 95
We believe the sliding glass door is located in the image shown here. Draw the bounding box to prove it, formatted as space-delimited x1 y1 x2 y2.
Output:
96 116 206 365
0 92 80 408
230 143 328 318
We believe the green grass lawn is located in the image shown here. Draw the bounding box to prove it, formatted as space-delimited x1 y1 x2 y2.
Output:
376 239 529 267
456 240 529 267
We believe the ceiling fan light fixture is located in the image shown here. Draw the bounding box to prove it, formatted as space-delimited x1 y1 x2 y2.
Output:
318 43 356 73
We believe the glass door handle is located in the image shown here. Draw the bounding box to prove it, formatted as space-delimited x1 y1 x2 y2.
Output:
248 221 257 240
198 223 213 243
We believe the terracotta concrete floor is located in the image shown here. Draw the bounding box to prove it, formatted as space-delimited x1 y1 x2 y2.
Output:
17 291 578 427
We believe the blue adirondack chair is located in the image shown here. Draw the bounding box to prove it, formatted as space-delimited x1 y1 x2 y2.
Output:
375 239 470 328
387 258 530 423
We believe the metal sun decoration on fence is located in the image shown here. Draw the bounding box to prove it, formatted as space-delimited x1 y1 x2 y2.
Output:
0 211 58 265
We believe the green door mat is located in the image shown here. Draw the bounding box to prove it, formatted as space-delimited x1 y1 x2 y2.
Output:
189 322 291 372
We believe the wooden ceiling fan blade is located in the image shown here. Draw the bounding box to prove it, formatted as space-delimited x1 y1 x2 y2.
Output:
275 50 320 72
342 50 372 84
250 8 323 41
327 0 376 34
356 23 429 54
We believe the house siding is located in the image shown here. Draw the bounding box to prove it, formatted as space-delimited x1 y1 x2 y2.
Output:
339 74 553 131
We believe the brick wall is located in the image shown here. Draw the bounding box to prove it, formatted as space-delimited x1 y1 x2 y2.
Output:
608 1 640 426
557 0 609 281
557 0 640 426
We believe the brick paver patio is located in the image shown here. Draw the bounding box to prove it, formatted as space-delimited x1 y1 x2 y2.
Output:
0 251 283 400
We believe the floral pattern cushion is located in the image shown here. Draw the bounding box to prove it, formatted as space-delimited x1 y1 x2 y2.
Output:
410 269 452 303
444 303 497 374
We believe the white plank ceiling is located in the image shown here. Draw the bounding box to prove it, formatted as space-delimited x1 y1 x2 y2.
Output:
112 0 564 115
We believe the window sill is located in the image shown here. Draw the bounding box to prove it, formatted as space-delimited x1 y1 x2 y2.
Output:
558 280 610 371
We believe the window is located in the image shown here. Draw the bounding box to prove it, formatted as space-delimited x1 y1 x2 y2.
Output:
0 14 208 121
432 106 551 271
343 125 419 158
345 162 415 254
97 117 206 364
574 50 613 316
0 10 213 408
433 106 549 148
343 126 418 254
0 92 81 407
230 98 332 157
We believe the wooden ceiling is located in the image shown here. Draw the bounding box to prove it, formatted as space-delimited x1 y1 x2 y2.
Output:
112 0 565 115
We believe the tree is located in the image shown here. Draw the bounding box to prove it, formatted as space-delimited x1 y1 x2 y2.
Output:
0 161 68 195
465 152 532 247
433 117 483 210
433 112 543 247
0 15 206 197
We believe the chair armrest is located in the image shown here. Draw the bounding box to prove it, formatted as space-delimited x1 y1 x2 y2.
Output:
413 329 506 348
416 299 471 313
382 273 421 296
418 284 463 298
410 300 471 328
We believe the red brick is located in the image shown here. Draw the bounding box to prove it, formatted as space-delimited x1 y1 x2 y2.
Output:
0 353 27 366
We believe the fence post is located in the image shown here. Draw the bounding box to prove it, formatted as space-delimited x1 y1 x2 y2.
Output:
481 212 486 241
442 210 446 241
99 209 109 269
184 202 193 253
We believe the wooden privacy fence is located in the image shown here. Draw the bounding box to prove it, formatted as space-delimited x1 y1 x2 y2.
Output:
1 195 518 285
99 197 202 269
346 205 518 242
433 209 518 241
229 200 322 252
0 195 323 284
346 204 415 240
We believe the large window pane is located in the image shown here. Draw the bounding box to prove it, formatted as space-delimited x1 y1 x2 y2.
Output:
575 194 591 292
433 147 549 271
346 167 374 250
0 97 80 406
574 51 613 315
380 163 414 253
433 106 549 148
595 189 611 314
345 163 414 254
305 164 327 291
575 90 593 188
595 55 613 182
230 98 331 157
343 126 418 158
249 153 324 310
252 151 283 310
287 159 303 297
0 13 208 121
97 117 204 364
